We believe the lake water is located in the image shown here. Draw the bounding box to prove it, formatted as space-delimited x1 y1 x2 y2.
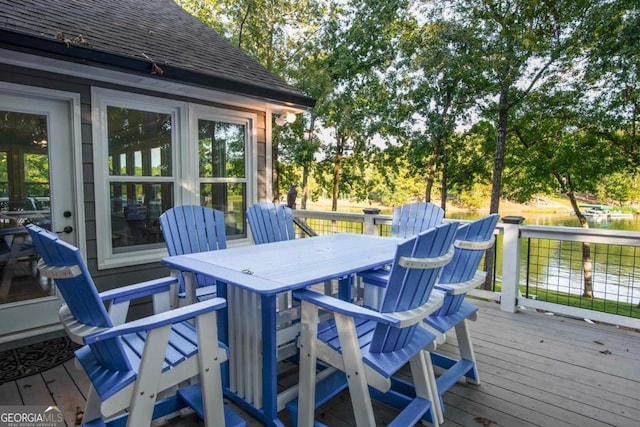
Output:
447 210 640 231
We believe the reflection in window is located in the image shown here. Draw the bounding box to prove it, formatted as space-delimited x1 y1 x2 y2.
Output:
110 182 173 252
200 183 246 239
0 111 50 216
107 106 175 252
107 107 172 177
199 120 245 178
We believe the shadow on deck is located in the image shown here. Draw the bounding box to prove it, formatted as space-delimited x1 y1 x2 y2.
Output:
1 299 638 426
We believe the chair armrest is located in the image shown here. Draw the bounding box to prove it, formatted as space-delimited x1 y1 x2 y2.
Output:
84 297 227 343
293 289 400 326
99 276 177 304
435 270 486 295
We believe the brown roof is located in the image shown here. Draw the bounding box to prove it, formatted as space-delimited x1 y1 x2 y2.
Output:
0 0 315 108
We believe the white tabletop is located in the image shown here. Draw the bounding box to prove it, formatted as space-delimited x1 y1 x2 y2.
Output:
162 233 402 295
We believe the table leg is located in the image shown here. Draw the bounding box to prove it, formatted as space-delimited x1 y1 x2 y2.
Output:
224 288 284 427
337 275 353 301
261 293 280 425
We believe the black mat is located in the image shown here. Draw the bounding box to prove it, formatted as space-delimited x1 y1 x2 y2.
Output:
0 336 81 384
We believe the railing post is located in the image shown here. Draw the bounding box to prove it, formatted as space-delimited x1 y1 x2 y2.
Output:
362 208 380 236
500 216 524 313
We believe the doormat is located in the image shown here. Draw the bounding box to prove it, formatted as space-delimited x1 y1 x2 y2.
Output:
0 336 81 384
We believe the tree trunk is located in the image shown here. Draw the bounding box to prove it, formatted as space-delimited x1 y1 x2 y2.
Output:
332 135 344 212
440 149 448 213
301 163 309 210
567 192 593 297
484 89 509 290
425 151 437 202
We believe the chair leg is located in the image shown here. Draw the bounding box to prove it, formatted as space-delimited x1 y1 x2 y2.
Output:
297 301 320 427
82 385 103 424
196 310 226 427
411 350 441 426
455 319 479 384
335 313 376 427
126 325 172 426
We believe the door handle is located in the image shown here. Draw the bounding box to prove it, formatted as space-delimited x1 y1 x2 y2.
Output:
56 226 73 234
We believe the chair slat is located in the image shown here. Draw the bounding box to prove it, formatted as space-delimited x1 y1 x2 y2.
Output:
159 205 227 297
246 202 295 244
391 202 444 238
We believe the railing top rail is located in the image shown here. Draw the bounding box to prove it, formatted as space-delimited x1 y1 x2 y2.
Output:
291 209 366 223
520 224 640 246
290 209 639 245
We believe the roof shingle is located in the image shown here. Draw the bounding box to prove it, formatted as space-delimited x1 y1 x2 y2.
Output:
0 0 315 108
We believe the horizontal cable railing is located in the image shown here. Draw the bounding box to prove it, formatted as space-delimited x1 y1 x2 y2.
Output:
292 209 640 329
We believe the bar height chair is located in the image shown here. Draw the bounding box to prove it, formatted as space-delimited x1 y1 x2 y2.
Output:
287 222 459 427
424 213 499 417
159 205 227 304
26 224 245 427
362 202 445 307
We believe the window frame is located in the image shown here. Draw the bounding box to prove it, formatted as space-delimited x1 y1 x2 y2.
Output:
92 88 256 269
188 104 257 241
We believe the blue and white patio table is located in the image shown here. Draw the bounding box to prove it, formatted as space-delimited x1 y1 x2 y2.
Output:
162 233 401 427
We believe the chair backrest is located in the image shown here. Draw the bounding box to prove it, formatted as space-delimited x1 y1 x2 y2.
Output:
26 224 132 372
391 202 445 238
246 201 295 244
159 205 227 256
372 221 458 353
438 214 499 285
160 206 227 290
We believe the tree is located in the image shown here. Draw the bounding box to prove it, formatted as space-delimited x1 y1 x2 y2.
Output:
507 87 626 297
579 0 640 169
299 0 411 210
388 5 484 210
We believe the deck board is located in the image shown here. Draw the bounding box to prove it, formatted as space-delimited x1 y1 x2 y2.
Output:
16 374 56 406
41 363 87 426
1 299 638 427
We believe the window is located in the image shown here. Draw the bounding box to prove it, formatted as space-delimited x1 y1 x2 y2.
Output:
197 117 247 239
93 89 256 268
107 106 174 253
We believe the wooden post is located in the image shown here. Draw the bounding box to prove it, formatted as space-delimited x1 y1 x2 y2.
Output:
500 218 522 313
362 208 380 236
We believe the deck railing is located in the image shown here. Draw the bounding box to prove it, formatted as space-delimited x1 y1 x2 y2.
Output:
292 209 640 330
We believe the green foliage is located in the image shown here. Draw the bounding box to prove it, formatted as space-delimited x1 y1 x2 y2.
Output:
458 183 491 210
597 172 640 206
178 0 640 212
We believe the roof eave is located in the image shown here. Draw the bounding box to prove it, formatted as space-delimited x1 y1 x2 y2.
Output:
0 29 316 110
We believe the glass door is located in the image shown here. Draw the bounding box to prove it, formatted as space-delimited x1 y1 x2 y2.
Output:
0 90 77 339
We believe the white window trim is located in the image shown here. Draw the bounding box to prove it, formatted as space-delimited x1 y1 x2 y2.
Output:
92 88 257 269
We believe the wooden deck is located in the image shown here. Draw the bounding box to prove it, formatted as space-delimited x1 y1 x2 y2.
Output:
1 299 638 427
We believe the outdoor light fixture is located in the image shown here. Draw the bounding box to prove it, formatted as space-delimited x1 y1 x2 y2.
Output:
275 110 297 126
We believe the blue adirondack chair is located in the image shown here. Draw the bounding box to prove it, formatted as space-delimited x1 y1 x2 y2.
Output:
424 213 499 418
26 224 245 427
159 205 227 303
246 201 295 244
247 200 302 305
391 201 445 238
362 202 445 307
287 222 459 427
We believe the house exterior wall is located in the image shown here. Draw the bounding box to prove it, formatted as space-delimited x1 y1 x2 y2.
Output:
0 62 268 293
